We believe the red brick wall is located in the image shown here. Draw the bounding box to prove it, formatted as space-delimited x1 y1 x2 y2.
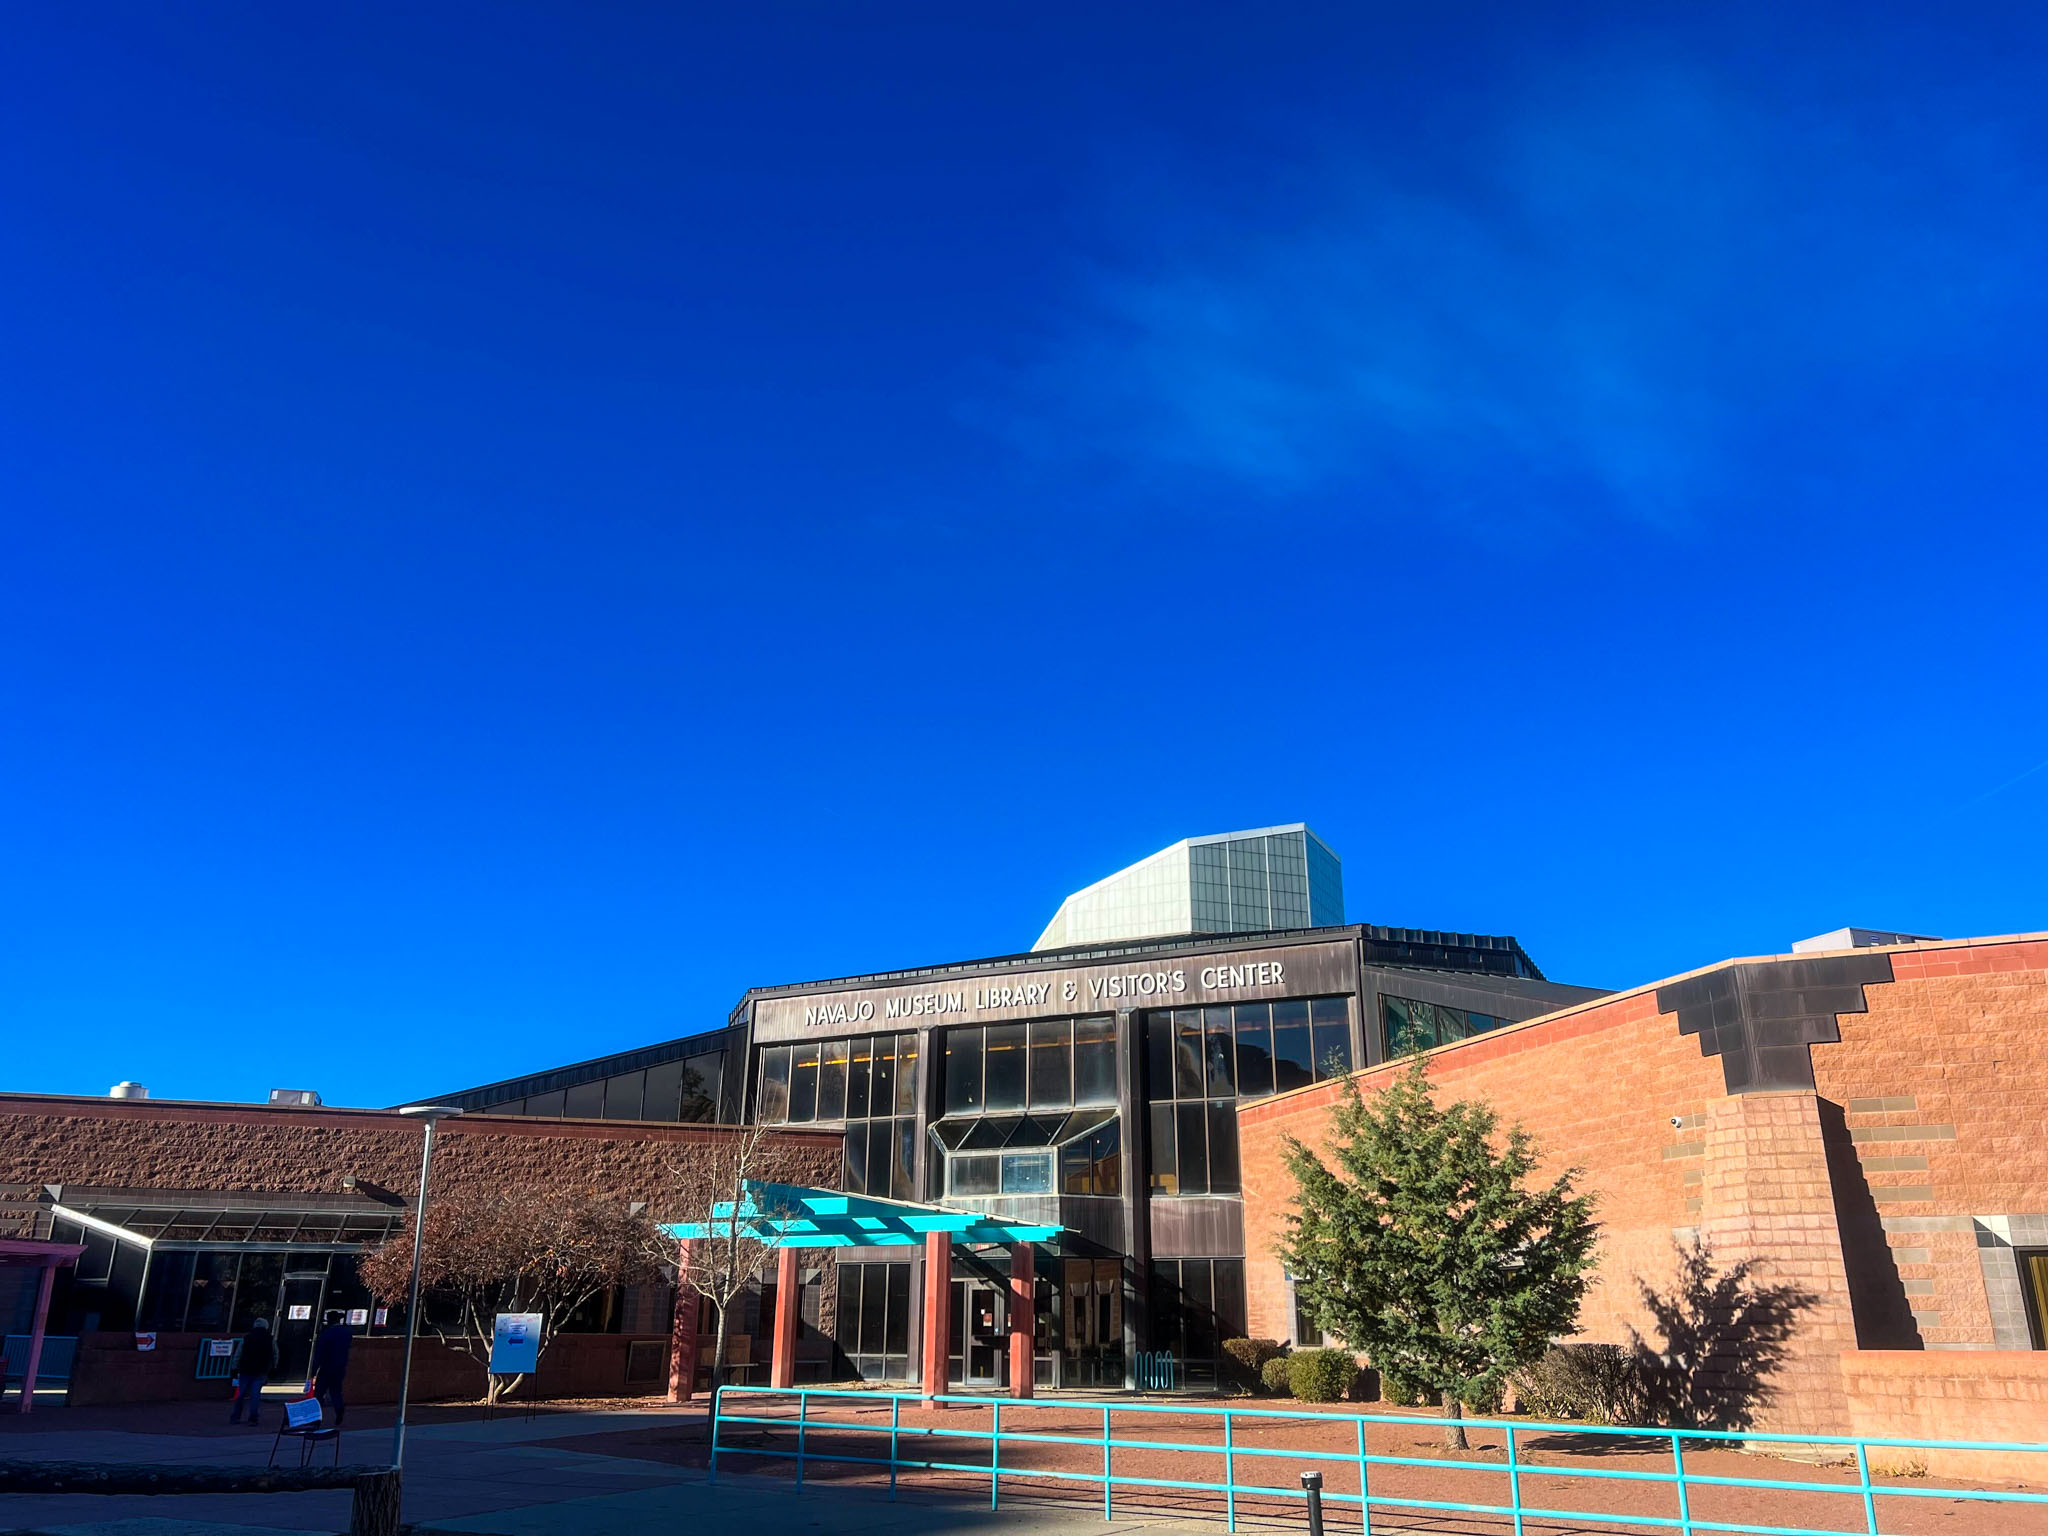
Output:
1238 934 2048 1437
67 1329 680 1406
1809 939 2048 1349
1841 1350 2048 1481
0 1095 842 1227
1239 987 1727 1360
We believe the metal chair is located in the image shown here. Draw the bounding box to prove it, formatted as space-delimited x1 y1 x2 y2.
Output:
268 1395 341 1467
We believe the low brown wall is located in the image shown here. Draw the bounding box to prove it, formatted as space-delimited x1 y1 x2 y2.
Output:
68 1333 230 1406
1841 1350 2048 1481
69 1330 674 1407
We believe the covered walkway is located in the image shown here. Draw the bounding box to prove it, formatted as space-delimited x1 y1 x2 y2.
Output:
663 1182 1063 1402
1 1235 85 1412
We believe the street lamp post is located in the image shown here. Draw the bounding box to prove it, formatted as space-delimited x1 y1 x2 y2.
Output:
392 1104 463 1473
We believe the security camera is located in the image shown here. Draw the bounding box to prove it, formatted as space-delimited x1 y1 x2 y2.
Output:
1669 1116 1683 1129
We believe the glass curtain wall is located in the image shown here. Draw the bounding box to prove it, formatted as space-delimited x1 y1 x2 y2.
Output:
754 1032 919 1201
930 1018 1118 1200
1379 995 1519 1056
1144 998 1351 1195
1148 1258 1247 1389
833 1260 913 1382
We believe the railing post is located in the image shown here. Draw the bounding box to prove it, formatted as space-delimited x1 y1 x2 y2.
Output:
991 1400 1002 1511
1357 1414 1372 1536
1103 1404 1114 1521
1302 1469 1326 1536
795 1389 807 1492
1855 1441 1879 1536
708 1387 722 1487
889 1393 901 1502
1672 1432 1691 1536
1224 1407 1237 1533
1505 1425 1525 1536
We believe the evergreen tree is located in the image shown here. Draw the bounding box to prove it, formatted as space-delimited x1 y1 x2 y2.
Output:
1279 1058 1599 1448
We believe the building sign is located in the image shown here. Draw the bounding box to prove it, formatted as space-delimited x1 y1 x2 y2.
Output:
134 1332 157 1352
288 1304 312 1320
348 1308 370 1326
753 938 1357 1042
209 1338 236 1357
374 1308 389 1326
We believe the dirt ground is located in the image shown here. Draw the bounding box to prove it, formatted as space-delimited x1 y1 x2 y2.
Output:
547 1397 2048 1536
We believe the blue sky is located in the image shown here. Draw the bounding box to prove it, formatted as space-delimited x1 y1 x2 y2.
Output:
4 5 2045 1108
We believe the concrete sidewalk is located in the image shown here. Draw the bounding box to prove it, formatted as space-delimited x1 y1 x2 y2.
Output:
0 1408 713 1536
0 1404 1258 1536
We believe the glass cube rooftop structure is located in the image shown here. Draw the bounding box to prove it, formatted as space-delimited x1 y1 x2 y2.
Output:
1032 824 1343 951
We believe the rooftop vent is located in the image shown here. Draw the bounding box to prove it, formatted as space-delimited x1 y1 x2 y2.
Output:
269 1088 323 1106
1791 927 1941 953
109 1082 148 1099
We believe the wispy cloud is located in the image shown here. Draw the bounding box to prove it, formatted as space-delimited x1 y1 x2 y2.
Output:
991 57 2046 528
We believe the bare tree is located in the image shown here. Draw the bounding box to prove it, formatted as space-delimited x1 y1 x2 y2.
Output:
359 1183 658 1403
648 1121 798 1396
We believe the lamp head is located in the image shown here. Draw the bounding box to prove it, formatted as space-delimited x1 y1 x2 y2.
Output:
398 1104 464 1122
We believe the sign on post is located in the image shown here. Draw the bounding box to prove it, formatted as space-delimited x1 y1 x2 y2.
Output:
490 1313 542 1376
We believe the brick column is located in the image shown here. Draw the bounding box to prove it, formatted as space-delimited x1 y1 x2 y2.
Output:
667 1240 698 1403
1008 1243 1035 1400
1696 1091 1859 1434
770 1247 800 1390
920 1231 951 1400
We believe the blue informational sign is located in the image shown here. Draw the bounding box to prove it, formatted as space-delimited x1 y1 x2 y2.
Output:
491 1312 542 1375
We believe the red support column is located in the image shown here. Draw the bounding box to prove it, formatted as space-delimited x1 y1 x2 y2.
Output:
20 1261 56 1415
770 1247 800 1390
1008 1242 1035 1400
920 1232 951 1401
668 1239 698 1403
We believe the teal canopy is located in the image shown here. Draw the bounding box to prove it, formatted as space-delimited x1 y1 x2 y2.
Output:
661 1181 1064 1250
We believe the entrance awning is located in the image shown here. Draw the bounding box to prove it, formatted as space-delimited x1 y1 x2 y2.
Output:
661 1181 1064 1249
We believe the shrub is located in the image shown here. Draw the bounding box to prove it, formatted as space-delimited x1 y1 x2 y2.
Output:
1223 1338 1288 1394
1461 1377 1504 1415
1512 1344 1635 1423
1287 1347 1360 1404
1376 1368 1439 1408
1261 1356 1294 1397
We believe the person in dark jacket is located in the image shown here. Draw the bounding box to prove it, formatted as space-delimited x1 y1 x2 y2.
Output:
227 1317 274 1425
309 1309 353 1425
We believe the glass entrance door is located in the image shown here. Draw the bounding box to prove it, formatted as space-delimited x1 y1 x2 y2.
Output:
950 1279 1006 1386
274 1273 325 1382
1062 1259 1124 1387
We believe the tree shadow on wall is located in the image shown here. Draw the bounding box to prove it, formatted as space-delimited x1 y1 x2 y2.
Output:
1627 1239 1815 1431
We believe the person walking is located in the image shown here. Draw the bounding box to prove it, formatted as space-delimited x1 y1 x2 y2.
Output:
227 1316 275 1425
308 1309 353 1425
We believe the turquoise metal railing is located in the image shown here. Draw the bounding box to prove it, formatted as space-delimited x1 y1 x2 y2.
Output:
709 1385 2048 1536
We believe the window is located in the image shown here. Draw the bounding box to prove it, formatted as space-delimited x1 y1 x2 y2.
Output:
1149 1258 1248 1389
759 1033 916 1197
1380 995 1518 1056
835 1261 912 1382
788 1045 820 1123
984 1024 1027 1111
1075 1017 1117 1104
2019 1249 2048 1351
1271 1002 1313 1092
940 1018 1114 1115
1311 998 1353 1077
944 1030 983 1114
1060 1117 1122 1196
1029 1020 1071 1107
1141 1001 1351 1195
932 1108 1119 1200
819 1042 848 1122
756 1048 791 1123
